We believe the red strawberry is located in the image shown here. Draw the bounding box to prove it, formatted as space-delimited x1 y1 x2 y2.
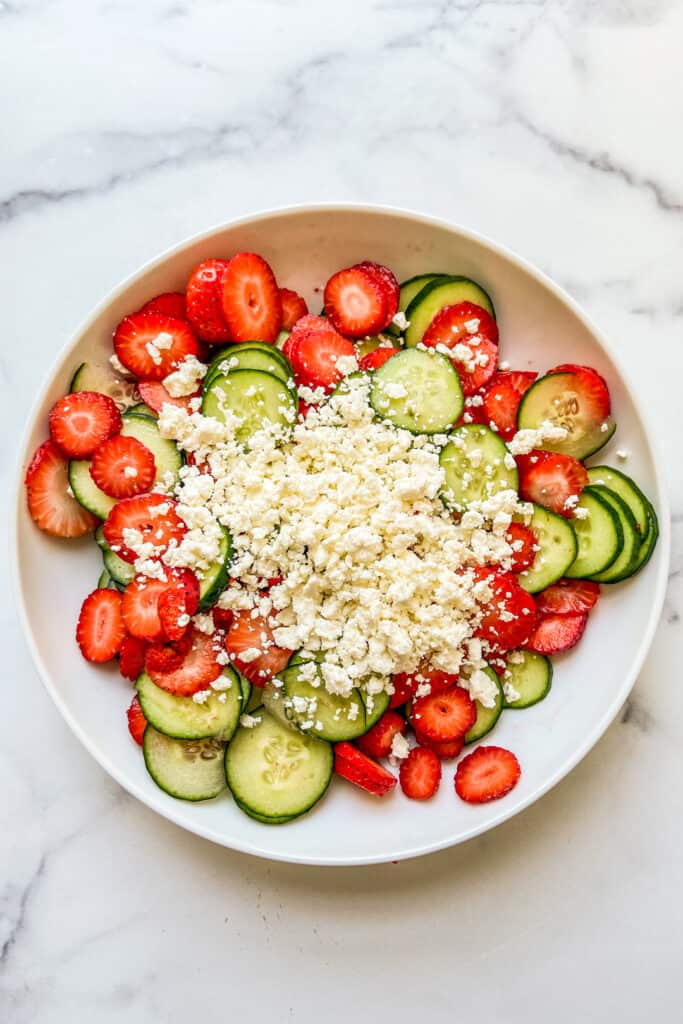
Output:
279 288 309 330
49 391 121 459
25 440 99 538
90 435 156 499
526 612 588 655
357 710 407 759
505 522 537 573
224 609 292 685
517 450 589 517
535 579 600 615
390 665 459 709
290 327 357 392
419 736 464 760
220 252 282 344
455 745 521 804
297 400 317 420
324 264 389 337
411 686 476 743
186 259 232 342
138 292 187 320
358 347 401 372
399 746 442 800
146 628 222 696
122 575 171 642
145 632 193 674
284 314 337 367
127 695 147 745
334 742 397 797
172 568 200 616
474 570 536 651
357 262 400 320
103 493 186 564
212 606 234 631
76 588 126 663
158 587 189 642
547 363 611 417
119 634 148 681
422 302 499 395
113 313 199 381
482 371 537 440
137 380 199 413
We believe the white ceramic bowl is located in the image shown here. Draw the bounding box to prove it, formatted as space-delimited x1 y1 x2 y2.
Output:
13 205 670 866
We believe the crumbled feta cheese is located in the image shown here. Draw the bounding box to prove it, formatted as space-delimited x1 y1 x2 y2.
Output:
464 318 480 334
192 689 212 704
389 732 410 764
573 507 590 520
616 449 630 461
507 421 568 456
335 354 359 376
503 681 520 703
240 713 262 728
110 352 133 377
163 355 207 397
392 311 410 331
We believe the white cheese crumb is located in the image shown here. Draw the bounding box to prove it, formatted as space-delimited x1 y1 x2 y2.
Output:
239 713 262 728
616 449 630 461
389 732 410 764
503 681 520 703
507 421 568 456
392 311 410 331
192 689 212 704
163 355 207 397
335 354 359 376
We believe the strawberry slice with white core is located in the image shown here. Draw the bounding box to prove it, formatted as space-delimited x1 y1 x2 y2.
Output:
114 313 199 381
455 745 521 804
422 303 499 396
49 391 121 459
146 628 222 696
356 262 400 322
103 493 186 564
186 259 232 342
220 252 282 344
324 264 390 338
482 371 536 440
76 588 126 663
25 440 99 538
535 579 600 615
90 435 156 499
122 575 172 642
526 612 588 654
224 609 292 685
290 327 357 392
517 450 589 517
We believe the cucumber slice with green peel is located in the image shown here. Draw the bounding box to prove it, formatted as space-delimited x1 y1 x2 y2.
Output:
137 669 242 741
205 343 291 382
102 541 136 586
360 688 390 729
370 349 463 433
237 672 252 711
143 728 227 801
196 526 232 610
97 568 117 589
439 425 518 511
588 486 641 583
203 347 292 391
280 664 367 742
405 276 495 348
225 708 333 821
504 651 552 709
385 274 451 336
565 486 623 578
288 650 325 668
517 372 616 460
632 501 659 573
69 412 183 519
202 370 297 445
517 505 578 594
355 334 399 358
233 798 295 825
275 329 290 351
464 668 504 744
70 360 138 409
585 466 650 537
128 402 157 417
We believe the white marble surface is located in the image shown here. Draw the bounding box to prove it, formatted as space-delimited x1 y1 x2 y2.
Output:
2 0 682 1019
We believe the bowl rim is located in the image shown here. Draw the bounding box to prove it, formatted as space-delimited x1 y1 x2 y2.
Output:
11 202 671 866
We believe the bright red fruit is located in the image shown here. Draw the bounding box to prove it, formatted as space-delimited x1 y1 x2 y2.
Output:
119 634 149 681
90 435 156 499
139 292 187 320
127 695 148 745
324 264 390 337
279 288 309 330
220 252 282 344
399 746 442 800
224 609 292 685
334 742 397 797
290 327 357 392
49 391 121 459
535 579 600 616
411 687 476 743
517 450 589 517
482 371 536 440
103 493 186 564
526 612 588 654
137 380 199 413
357 711 406 759
76 589 126 663
146 628 222 696
25 440 99 538
505 522 537 574
358 347 401 371
422 302 499 395
455 745 521 804
474 571 537 651
113 314 199 380
186 259 232 342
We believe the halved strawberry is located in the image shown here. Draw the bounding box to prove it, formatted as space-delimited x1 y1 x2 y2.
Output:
279 288 309 330
113 313 199 381
547 363 611 417
172 568 200 616
357 710 406 759
137 379 199 413
103 493 186 564
526 612 588 654
90 435 156 499
399 746 442 800
145 632 193 674
25 440 99 538
139 292 187 320
284 314 337 366
49 391 121 459
357 262 400 321
474 570 537 651
334 742 397 797
122 575 170 642
411 686 476 743
186 259 232 342
419 735 464 760
422 302 499 395
290 326 357 392
146 628 222 696
158 587 189 642
224 609 292 685
505 522 537 574
324 264 389 337
358 346 401 372
455 745 521 804
212 606 234 631
517 450 589 517
535 579 600 615
119 634 149 681
482 371 537 440
76 588 126 663
127 695 147 745
390 665 459 709
220 252 282 344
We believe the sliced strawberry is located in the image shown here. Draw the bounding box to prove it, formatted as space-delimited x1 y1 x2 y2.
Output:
122 575 170 642
390 665 459 709
224 609 292 685
145 632 193 674
358 346 401 372
455 745 521 804
103 493 186 564
422 302 499 395
474 570 536 651
76 588 126 663
547 363 611 418
49 391 121 459
90 435 156 499
290 326 357 392
284 314 337 367
505 522 537 574
279 288 309 330
399 746 442 800
517 450 589 517
146 628 222 696
25 440 99 538
419 735 464 760
186 259 232 342
138 292 187 320
526 612 588 655
357 262 400 321
297 400 317 420
212 606 234 631
324 264 389 337
334 742 397 797
357 710 406 759
113 313 199 381
127 695 147 745
158 587 189 642
411 686 476 743
220 252 282 344
119 634 148 681
535 578 600 615
137 379 199 413
172 568 200 616
482 371 537 440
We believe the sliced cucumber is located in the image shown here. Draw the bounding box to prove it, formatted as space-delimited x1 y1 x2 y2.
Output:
517 504 578 594
204 346 291 391
405 276 495 348
385 274 450 336
205 343 291 386
585 466 649 537
95 525 135 585
588 486 641 583
69 412 183 519
517 372 616 460
97 568 117 589
237 672 252 710
464 668 504 744
504 651 552 709
370 348 463 433
360 688 390 729
632 501 659 573
280 665 367 742
70 360 137 409
225 708 333 821
275 329 291 351
288 650 325 668
137 669 241 741
566 486 623 578
439 424 517 511
197 526 232 610
202 370 297 445
128 402 157 417
143 728 227 801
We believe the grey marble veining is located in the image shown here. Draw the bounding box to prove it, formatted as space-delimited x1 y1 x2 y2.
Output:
2 1 682 1020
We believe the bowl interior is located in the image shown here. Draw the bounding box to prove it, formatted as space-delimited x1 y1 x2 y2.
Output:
14 206 669 865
